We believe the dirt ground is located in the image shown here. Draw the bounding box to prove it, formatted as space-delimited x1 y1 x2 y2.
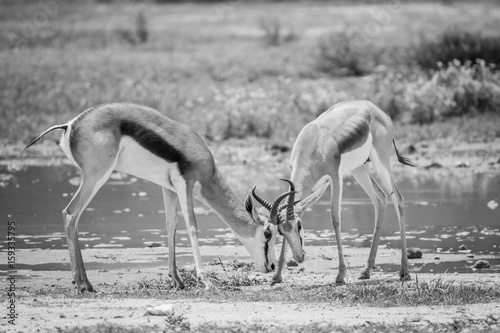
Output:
5 245 500 332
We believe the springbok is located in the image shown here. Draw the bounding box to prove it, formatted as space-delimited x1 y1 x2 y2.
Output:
268 100 415 285
24 103 293 292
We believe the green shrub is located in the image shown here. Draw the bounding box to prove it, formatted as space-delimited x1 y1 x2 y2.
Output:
413 30 500 69
315 30 373 76
183 86 305 141
371 60 500 124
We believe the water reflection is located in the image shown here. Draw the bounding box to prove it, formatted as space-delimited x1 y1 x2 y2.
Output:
1 165 499 253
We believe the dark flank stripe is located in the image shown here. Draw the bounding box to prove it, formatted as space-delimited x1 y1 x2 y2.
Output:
337 120 369 154
120 120 191 174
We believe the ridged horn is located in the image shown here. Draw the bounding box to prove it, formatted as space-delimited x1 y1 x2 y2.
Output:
251 187 272 211
280 179 296 221
270 191 296 225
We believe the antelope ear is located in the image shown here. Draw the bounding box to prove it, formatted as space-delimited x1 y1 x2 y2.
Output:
244 193 261 222
295 181 329 215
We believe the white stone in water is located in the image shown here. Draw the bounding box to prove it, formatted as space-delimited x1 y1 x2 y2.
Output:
487 200 498 210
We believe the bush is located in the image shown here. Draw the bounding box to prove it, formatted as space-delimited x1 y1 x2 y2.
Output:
371 60 500 124
183 86 298 141
413 30 500 69
116 10 149 45
314 30 383 77
258 16 298 47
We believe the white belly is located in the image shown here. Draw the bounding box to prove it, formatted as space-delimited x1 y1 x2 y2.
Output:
114 136 179 191
339 133 372 174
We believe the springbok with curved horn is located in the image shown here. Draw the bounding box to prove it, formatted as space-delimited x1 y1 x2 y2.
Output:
251 179 328 267
24 103 294 292
271 100 414 285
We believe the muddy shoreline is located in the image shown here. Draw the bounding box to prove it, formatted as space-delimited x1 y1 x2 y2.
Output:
6 246 500 332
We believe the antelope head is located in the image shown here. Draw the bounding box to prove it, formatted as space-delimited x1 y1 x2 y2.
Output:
244 189 296 273
253 179 329 264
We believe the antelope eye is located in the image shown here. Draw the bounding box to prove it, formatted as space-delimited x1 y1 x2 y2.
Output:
297 221 302 231
264 229 272 239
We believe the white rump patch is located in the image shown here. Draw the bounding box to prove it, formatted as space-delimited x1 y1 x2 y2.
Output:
59 119 78 167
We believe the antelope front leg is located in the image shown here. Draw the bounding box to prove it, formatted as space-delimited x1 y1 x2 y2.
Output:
162 188 184 289
175 180 213 290
271 237 287 286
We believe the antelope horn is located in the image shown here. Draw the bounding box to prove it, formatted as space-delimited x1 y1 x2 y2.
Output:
278 200 301 212
251 187 272 211
280 179 296 221
270 191 297 225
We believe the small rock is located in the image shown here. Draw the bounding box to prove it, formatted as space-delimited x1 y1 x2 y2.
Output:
407 247 422 259
146 242 162 248
424 162 443 169
454 161 470 168
270 144 290 153
472 260 491 269
434 257 440 260
407 144 417 154
466 254 475 258
286 259 298 267
458 244 468 251
59 314 66 319
487 200 498 210
145 304 174 316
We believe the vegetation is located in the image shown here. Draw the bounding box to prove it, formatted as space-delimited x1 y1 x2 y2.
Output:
55 316 500 333
413 30 500 70
27 264 500 307
1 1 500 146
371 60 500 124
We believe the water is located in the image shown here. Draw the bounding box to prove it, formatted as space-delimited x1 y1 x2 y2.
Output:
1 165 499 254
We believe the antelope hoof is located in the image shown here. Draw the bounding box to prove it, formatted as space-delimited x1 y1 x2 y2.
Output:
270 277 282 286
174 281 185 290
169 273 185 290
359 272 370 280
400 272 411 281
83 281 95 292
75 282 94 293
335 276 346 285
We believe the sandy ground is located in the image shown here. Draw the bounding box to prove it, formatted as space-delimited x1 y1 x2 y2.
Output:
3 245 500 332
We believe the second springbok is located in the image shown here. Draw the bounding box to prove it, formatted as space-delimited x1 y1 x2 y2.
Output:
24 103 294 292
271 100 414 285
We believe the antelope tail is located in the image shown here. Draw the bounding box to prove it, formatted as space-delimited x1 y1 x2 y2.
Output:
23 124 68 151
392 139 415 167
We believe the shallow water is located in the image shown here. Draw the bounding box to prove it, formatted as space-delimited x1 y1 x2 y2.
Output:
1 165 499 255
